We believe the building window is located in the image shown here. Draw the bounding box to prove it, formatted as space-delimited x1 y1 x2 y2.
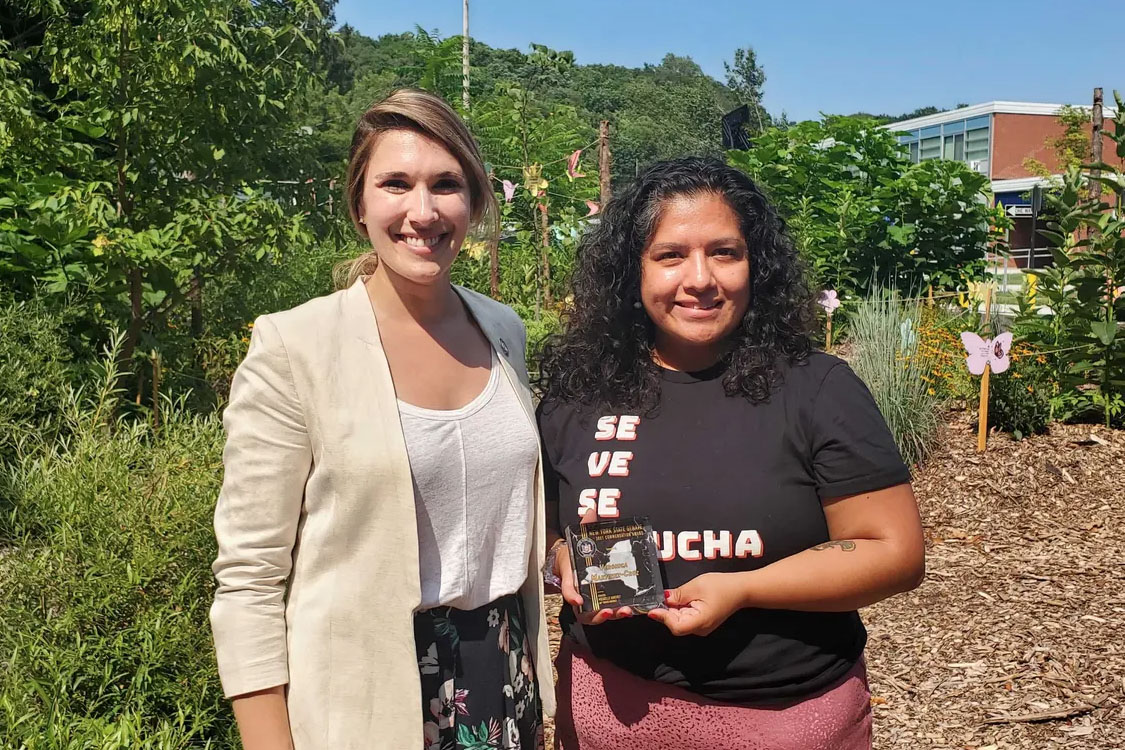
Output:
920 136 941 160
965 126 989 164
909 141 919 162
943 132 965 161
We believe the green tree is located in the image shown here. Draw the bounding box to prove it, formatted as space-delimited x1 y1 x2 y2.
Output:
723 46 769 132
0 0 333 373
728 116 1007 297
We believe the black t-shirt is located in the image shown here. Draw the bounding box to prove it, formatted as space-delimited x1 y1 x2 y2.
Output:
537 353 911 704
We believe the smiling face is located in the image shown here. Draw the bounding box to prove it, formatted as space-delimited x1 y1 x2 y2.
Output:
358 129 472 286
639 192 751 370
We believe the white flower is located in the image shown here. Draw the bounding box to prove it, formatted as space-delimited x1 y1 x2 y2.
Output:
516 698 526 719
513 672 526 694
487 608 501 628
503 717 521 750
520 651 533 681
418 642 439 675
429 679 456 729
423 721 441 750
502 684 514 699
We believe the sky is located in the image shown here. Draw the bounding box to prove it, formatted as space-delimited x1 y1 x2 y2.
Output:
333 0 1124 122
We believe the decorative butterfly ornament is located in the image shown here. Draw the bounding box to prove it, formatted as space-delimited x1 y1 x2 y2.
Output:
960 331 1012 375
818 289 841 316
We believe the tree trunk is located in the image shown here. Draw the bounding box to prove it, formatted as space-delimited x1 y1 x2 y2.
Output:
115 8 141 366
462 0 470 111
189 268 203 338
599 120 612 204
539 203 552 307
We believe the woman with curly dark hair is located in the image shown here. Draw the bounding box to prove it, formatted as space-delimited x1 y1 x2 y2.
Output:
536 157 924 750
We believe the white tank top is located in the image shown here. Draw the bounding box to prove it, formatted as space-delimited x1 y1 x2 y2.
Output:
397 350 538 610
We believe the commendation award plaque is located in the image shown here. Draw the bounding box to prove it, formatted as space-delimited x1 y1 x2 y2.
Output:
565 516 664 613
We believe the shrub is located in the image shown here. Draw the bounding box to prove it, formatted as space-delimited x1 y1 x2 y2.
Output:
0 339 235 748
849 291 941 466
0 296 75 464
988 343 1053 440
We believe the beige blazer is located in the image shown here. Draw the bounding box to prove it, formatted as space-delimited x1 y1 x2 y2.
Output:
210 278 554 749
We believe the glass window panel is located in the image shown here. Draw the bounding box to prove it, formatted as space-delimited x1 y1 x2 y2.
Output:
942 120 966 134
954 133 965 161
965 115 990 130
910 141 919 162
920 125 942 138
920 136 941 160
965 127 989 161
943 136 956 160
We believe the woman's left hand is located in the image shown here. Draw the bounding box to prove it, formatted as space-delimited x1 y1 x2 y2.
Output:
647 572 748 636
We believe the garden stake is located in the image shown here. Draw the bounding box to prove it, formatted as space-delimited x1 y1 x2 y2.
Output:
977 285 993 452
825 314 833 353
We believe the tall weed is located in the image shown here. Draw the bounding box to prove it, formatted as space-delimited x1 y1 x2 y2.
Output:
0 338 235 748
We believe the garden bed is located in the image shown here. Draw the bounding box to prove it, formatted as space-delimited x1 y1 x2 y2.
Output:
544 411 1125 748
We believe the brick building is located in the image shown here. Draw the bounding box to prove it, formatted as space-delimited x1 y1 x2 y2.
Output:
885 102 1119 272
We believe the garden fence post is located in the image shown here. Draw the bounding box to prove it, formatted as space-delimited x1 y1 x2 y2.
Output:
1091 88 1103 207
977 285 993 452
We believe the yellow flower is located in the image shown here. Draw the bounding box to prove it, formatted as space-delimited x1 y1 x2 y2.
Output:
462 239 487 261
1027 385 1034 393
928 388 936 395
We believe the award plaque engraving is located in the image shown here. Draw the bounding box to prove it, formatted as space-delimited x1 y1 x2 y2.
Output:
564 516 664 613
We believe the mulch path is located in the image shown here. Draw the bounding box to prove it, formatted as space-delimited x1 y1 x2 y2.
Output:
543 412 1125 748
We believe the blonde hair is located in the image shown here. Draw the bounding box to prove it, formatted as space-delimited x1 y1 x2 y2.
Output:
335 89 499 289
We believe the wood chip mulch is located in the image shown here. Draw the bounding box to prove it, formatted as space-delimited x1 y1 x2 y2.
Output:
543 413 1125 749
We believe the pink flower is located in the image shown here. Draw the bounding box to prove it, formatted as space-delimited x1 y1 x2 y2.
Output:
566 149 586 180
498 611 510 653
818 289 841 315
584 200 600 217
502 180 515 203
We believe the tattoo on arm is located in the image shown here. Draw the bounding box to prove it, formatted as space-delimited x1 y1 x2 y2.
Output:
811 540 857 552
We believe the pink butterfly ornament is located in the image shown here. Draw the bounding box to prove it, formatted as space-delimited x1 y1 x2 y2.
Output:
960 331 1012 376
566 149 586 181
818 289 841 316
501 180 515 204
584 200 600 217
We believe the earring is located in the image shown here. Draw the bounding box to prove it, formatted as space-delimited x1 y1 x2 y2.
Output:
359 217 366 224
633 301 643 309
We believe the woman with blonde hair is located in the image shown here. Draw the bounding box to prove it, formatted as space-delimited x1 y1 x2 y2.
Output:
210 89 552 750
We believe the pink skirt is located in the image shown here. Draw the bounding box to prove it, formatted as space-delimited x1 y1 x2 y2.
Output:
553 638 872 750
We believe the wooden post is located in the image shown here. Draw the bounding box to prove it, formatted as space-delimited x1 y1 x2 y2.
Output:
927 284 934 308
539 203 553 306
461 0 470 111
977 285 993 452
598 120 612 204
1091 88 1104 205
825 314 833 352
152 350 161 431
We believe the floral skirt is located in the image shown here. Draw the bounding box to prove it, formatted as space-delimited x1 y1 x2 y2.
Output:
415 593 544 750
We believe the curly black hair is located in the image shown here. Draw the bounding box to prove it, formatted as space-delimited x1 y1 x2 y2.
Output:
537 156 817 413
